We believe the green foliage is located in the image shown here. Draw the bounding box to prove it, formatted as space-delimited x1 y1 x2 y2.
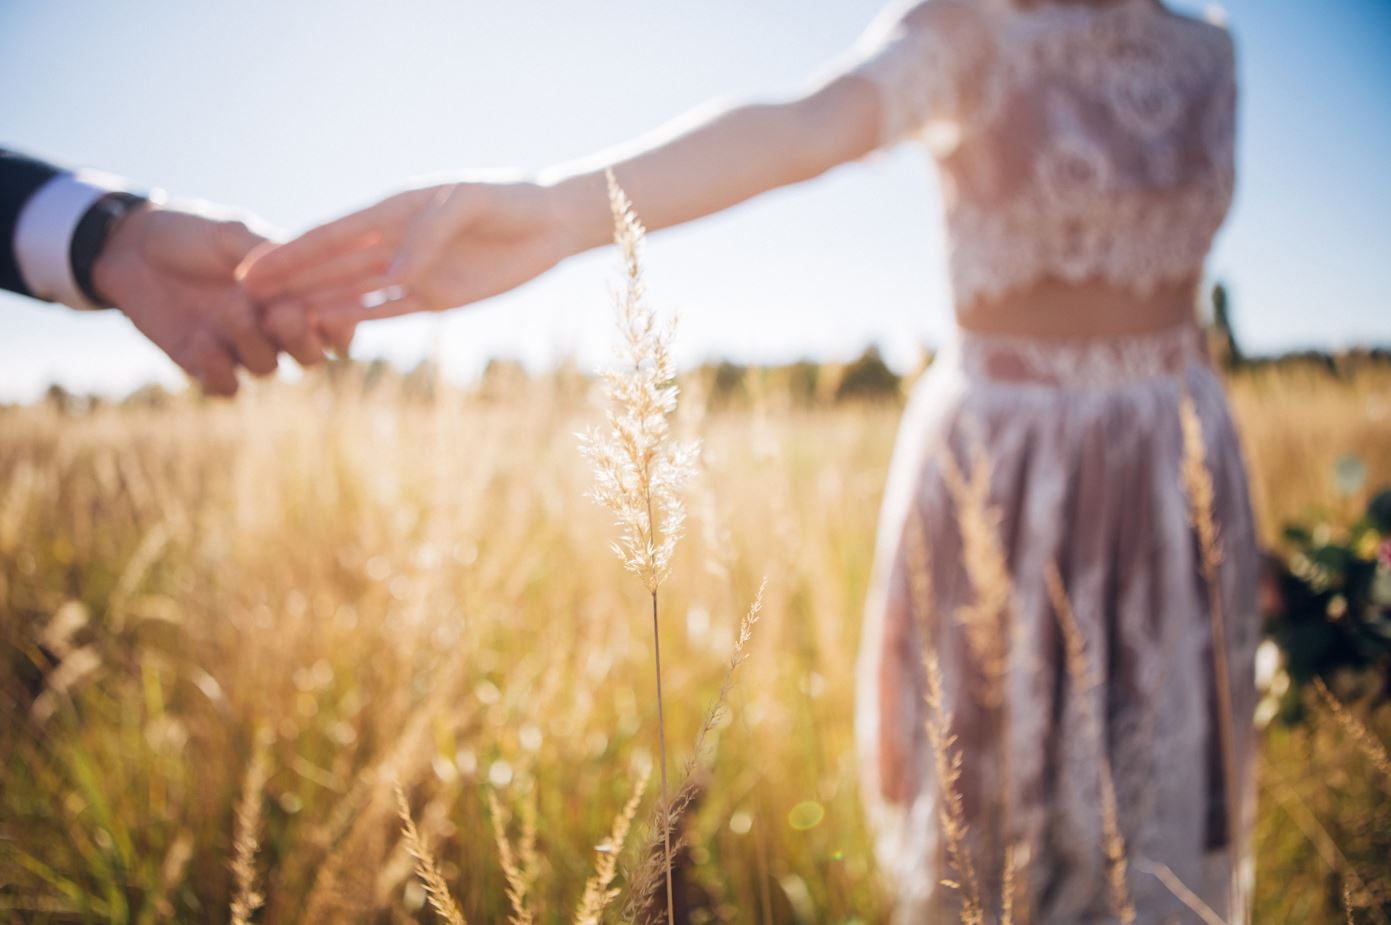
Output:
1265 487 1391 722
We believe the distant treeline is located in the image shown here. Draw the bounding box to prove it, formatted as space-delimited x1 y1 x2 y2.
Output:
14 284 1391 413
21 339 1391 416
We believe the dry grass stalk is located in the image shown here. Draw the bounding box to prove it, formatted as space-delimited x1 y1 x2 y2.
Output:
905 516 982 917
488 790 537 925
697 577 767 741
520 795 540 908
302 657 477 923
1179 396 1223 578
679 579 766 809
1000 840 1038 925
905 510 989 925
935 435 1026 922
580 172 698 925
1312 678 1391 782
1345 884 1357 925
1044 563 1136 925
393 782 467 925
1000 841 1016 925
904 513 934 625
107 518 173 630
626 774 703 924
574 767 651 925
230 746 268 925
153 831 193 919
625 581 765 922
924 649 985 925
1178 393 1241 916
1133 859 1227 925
940 442 1010 708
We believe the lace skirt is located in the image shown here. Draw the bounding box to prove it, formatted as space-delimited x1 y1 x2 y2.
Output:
856 324 1261 924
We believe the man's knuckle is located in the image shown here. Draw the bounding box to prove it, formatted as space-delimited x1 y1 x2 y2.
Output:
217 219 256 251
219 303 250 332
186 333 217 365
247 350 279 375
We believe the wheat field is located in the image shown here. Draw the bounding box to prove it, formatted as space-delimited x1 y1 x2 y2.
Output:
1 354 1389 923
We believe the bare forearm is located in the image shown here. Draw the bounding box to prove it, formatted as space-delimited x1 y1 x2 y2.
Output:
541 76 878 254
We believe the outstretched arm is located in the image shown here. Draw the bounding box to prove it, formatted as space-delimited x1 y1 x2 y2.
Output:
240 70 886 324
543 76 881 253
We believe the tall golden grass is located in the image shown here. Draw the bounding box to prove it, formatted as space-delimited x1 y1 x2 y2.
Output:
0 351 1385 918
1 328 1388 919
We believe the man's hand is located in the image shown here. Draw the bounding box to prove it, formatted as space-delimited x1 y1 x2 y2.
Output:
92 202 330 396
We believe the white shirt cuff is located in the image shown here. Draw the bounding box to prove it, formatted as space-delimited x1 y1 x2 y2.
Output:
14 169 134 311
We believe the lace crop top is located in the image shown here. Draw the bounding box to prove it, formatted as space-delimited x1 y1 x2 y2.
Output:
846 0 1237 311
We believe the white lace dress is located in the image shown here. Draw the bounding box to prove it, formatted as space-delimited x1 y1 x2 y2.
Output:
842 1 1262 922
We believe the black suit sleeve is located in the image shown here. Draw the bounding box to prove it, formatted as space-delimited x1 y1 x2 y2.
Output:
1 147 64 298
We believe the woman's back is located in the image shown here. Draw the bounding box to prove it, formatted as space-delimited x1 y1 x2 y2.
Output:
845 7 1261 922
850 0 1237 335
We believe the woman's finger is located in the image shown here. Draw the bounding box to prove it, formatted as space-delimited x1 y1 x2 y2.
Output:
238 198 404 296
261 301 328 367
271 239 395 298
315 313 358 356
389 185 476 282
305 277 432 325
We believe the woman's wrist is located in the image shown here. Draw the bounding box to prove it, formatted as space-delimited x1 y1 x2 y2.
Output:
539 169 619 257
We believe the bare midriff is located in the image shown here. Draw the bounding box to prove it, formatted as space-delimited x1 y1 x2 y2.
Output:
954 275 1201 338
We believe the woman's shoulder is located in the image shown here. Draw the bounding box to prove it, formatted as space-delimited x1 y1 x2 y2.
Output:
886 0 995 62
888 0 992 39
1160 3 1236 57
856 0 996 77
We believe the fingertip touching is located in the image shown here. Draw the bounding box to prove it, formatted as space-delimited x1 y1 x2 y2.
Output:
236 242 288 298
262 299 326 367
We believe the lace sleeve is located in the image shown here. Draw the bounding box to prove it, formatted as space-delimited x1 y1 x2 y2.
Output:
844 0 991 149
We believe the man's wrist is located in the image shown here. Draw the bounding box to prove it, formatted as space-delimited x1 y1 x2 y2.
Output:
72 192 150 309
91 200 158 311
12 169 132 310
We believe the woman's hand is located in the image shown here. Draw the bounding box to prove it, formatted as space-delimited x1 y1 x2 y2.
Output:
239 179 578 328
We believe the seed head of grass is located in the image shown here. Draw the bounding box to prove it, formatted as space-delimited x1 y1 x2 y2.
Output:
488 789 538 925
1045 563 1136 925
1179 395 1224 577
394 782 467 925
230 746 268 925
940 439 1011 708
578 172 698 595
574 766 651 925
1179 392 1241 917
906 509 987 924
923 648 985 925
1311 677 1391 782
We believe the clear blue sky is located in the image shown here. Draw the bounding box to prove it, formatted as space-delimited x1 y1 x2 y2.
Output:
1 0 1388 401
